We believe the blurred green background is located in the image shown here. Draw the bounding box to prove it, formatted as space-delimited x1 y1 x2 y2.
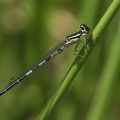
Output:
0 0 119 120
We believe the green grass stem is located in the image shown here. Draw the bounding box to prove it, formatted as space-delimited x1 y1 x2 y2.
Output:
86 20 120 120
37 0 120 119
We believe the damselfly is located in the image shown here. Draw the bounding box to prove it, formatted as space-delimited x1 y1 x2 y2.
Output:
0 24 90 96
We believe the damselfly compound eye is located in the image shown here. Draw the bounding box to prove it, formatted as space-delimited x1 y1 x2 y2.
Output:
80 24 90 35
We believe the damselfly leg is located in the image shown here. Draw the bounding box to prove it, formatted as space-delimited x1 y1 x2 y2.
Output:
73 42 85 57
73 37 90 57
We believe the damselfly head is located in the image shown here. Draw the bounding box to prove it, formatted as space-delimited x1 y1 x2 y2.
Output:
80 24 90 35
